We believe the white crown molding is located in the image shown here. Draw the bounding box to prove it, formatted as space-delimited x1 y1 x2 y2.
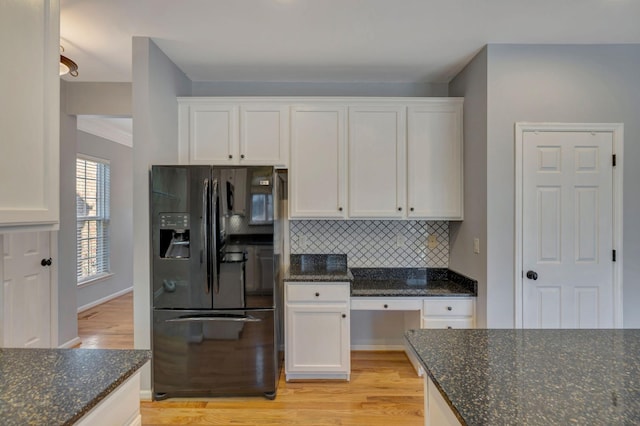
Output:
77 115 133 147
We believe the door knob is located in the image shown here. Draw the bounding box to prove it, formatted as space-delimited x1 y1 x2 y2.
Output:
526 270 538 280
41 258 52 267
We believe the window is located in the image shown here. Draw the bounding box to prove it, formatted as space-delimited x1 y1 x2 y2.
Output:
76 156 110 284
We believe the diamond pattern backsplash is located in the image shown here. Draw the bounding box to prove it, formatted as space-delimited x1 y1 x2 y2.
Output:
289 220 449 268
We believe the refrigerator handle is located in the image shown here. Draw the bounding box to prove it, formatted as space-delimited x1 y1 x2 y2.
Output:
203 178 210 295
212 178 220 295
166 315 262 323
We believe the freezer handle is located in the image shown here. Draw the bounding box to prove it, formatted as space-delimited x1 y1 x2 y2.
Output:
202 178 210 295
212 178 220 295
166 314 262 323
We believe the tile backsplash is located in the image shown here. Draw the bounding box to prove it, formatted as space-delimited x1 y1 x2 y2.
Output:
289 220 448 268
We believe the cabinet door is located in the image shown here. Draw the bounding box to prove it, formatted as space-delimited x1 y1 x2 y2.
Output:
407 101 463 219
0 0 59 229
290 106 347 218
240 104 289 166
286 304 350 374
348 106 406 218
189 104 239 164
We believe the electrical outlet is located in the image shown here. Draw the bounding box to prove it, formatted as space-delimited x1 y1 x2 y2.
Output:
473 238 480 254
395 234 406 248
427 234 438 250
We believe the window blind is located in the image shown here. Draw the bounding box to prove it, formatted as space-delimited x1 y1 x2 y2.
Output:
76 157 110 283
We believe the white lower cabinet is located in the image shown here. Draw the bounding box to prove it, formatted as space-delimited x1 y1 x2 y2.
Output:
285 282 350 380
421 298 475 329
76 372 142 426
425 375 461 426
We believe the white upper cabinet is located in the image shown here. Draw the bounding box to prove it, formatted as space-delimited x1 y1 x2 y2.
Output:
178 99 289 167
348 106 406 218
0 0 60 230
240 104 289 165
290 105 347 219
407 101 463 220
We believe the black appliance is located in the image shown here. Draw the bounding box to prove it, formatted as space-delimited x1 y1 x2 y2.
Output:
150 165 286 400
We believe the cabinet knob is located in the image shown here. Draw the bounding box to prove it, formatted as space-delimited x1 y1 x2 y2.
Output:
447 326 453 329
410 207 414 212
338 207 343 212
240 154 245 159
41 258 52 267
526 270 538 280
315 292 320 297
384 304 388 309
447 306 453 311
398 207 402 212
342 314 346 318
228 155 233 159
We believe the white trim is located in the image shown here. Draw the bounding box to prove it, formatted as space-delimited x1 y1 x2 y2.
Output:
77 116 133 148
49 231 59 347
77 287 133 313
350 344 406 351
78 272 114 288
58 336 82 348
514 122 624 329
139 390 153 402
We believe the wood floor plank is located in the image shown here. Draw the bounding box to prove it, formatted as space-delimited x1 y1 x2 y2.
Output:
78 293 425 425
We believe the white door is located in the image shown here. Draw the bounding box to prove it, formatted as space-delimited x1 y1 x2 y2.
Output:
239 104 289 166
521 130 615 328
407 102 463 219
290 106 347 218
2 232 52 347
189 104 239 164
348 105 406 218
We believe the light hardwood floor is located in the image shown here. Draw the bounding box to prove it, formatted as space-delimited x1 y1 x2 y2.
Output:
78 293 425 425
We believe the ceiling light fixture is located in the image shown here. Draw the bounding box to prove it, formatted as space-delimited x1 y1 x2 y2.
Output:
59 46 78 77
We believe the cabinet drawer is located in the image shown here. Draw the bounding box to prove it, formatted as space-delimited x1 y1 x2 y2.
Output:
423 298 474 316
351 298 422 311
286 282 349 303
422 318 474 329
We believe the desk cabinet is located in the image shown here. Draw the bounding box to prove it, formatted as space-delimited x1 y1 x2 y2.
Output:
285 282 350 380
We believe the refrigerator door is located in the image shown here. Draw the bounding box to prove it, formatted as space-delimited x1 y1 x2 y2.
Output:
152 308 277 398
151 166 213 309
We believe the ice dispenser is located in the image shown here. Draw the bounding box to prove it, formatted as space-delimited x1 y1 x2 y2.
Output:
159 213 190 259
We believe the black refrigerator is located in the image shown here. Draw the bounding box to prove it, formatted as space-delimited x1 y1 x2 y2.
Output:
150 165 286 400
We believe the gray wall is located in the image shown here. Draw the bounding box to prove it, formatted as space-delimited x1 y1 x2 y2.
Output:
76 131 133 309
64 82 132 116
132 37 192 392
484 44 640 327
58 81 79 346
448 47 489 327
192 81 448 97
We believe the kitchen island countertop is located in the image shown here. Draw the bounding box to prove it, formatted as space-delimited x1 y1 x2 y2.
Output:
0 348 150 426
405 329 640 425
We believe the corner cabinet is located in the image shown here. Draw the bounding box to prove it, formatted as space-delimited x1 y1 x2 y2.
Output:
178 99 289 167
407 102 463 220
0 0 60 230
285 282 350 380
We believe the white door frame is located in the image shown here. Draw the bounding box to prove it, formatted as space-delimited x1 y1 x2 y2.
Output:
514 122 624 328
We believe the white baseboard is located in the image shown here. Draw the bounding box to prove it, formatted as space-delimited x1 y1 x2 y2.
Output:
58 336 82 348
350 344 406 351
78 287 133 313
139 390 153 401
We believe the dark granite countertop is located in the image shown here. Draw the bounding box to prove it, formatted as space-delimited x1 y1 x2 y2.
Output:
284 254 353 282
405 329 640 425
0 348 150 426
351 268 477 297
